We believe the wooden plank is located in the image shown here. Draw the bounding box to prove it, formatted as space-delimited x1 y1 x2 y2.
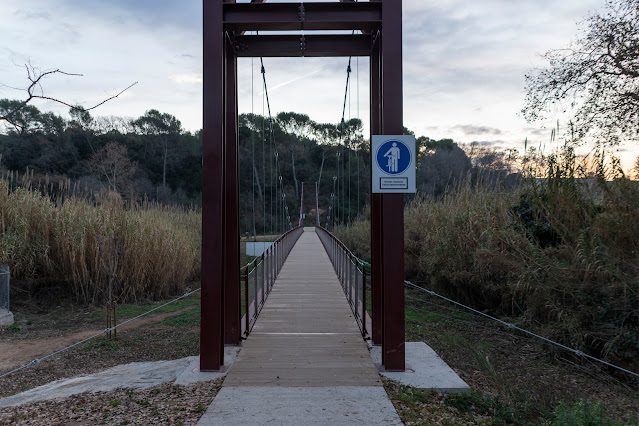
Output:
224 229 381 387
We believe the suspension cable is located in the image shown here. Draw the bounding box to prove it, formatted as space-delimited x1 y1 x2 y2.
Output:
356 57 361 220
275 151 279 234
348 63 352 226
259 58 275 238
338 58 352 226
330 244 639 380
0 289 202 380
251 56 256 241
261 68 266 237
404 280 639 379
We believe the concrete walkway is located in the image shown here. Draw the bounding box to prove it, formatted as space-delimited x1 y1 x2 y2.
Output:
198 228 402 425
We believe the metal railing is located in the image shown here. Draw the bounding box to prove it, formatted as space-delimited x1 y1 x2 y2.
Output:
315 226 369 338
241 226 304 337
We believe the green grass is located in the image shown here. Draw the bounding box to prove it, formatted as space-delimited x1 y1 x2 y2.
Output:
84 339 121 352
550 400 634 426
386 381 516 425
445 391 514 425
162 307 200 327
91 294 200 320
241 256 257 269
405 305 473 340
389 382 632 425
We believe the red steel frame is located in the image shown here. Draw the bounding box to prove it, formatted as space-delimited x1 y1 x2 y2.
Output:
202 0 405 372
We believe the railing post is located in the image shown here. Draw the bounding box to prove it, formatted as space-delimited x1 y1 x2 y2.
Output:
337 243 341 282
348 254 352 304
362 269 367 336
253 257 258 324
244 265 249 337
268 246 273 290
272 244 276 287
350 256 355 306
341 245 345 286
261 252 265 307
353 262 359 316
337 243 342 283
273 243 276 287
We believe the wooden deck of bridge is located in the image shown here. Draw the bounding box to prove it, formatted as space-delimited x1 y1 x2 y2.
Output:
223 228 382 387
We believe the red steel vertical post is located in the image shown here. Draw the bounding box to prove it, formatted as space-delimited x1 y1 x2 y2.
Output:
201 0 225 371
370 19 383 346
380 0 405 371
223 27 241 346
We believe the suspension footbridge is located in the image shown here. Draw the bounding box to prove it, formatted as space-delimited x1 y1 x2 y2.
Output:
198 227 402 424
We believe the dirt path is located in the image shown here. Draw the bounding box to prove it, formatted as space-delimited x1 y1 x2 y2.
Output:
0 307 194 371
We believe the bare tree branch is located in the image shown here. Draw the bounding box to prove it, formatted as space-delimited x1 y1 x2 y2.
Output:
0 63 137 133
522 0 639 146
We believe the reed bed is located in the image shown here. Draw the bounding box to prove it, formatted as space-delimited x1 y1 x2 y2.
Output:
0 170 201 304
336 148 639 364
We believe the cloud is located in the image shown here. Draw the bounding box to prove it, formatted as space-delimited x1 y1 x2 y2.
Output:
171 73 203 84
59 0 202 31
451 125 503 136
0 0 609 138
262 70 321 94
14 9 51 20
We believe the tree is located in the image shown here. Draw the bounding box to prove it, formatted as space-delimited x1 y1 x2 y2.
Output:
0 100 42 135
523 0 639 145
277 112 314 140
132 109 183 188
416 141 472 197
88 142 137 193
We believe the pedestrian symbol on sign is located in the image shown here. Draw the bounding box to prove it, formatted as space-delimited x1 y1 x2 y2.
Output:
376 139 411 175
384 142 400 172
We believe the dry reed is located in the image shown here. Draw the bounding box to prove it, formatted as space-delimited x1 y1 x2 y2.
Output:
336 148 639 363
0 170 201 304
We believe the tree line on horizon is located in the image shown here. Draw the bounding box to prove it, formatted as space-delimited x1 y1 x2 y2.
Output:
0 100 521 234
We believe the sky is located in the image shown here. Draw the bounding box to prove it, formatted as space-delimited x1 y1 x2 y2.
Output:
1 0 637 170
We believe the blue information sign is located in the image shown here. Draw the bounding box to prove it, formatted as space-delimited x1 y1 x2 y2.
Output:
371 135 416 193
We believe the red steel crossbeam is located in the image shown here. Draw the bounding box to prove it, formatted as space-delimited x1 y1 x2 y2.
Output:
232 35 372 58
223 2 381 32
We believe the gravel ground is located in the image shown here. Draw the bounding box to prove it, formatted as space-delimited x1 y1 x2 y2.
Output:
383 378 495 425
2 291 638 424
0 380 221 425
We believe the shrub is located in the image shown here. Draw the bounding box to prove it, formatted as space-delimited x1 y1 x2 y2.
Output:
0 170 201 304
335 147 639 364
